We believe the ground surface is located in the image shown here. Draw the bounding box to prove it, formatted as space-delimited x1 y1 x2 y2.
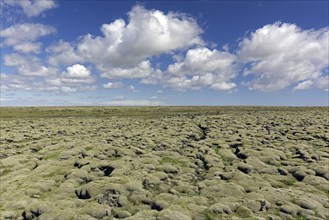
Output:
0 107 328 220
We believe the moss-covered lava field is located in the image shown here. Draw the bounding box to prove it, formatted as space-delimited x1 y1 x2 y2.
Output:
0 106 328 220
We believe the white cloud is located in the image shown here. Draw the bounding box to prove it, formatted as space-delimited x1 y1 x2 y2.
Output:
103 82 123 89
127 85 139 92
41 5 206 92
48 5 202 73
3 0 57 17
0 73 9 80
210 82 236 91
101 60 155 79
140 69 163 85
60 78 95 84
168 47 236 76
103 99 165 106
46 40 83 66
294 75 329 91
61 64 95 84
0 97 16 102
3 53 28 66
62 64 91 78
0 69 96 94
6 79 31 91
293 80 313 91
13 42 42 54
18 64 54 76
46 40 72 54
3 53 56 76
164 47 237 91
1 23 55 47
238 22 329 91
45 78 62 86
61 86 77 93
314 75 329 91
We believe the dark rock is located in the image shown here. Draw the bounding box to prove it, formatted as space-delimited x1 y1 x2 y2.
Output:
99 165 115 176
278 168 289 176
293 170 307 181
115 211 131 218
238 164 252 174
75 189 91 200
151 200 168 211
74 160 89 169
230 143 242 149
219 172 234 180
98 188 120 207
236 152 248 159
0 154 8 159
153 143 167 151
313 167 329 180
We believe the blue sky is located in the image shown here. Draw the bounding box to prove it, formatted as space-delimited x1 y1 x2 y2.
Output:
1 0 328 106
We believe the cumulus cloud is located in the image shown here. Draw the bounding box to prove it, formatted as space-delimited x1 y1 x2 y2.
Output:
61 64 95 84
5 78 32 91
1 23 55 54
13 42 42 54
46 40 83 66
314 75 329 91
48 5 202 72
103 82 123 89
40 5 207 93
293 80 313 91
62 64 91 78
61 86 77 93
1 65 96 94
127 85 139 93
3 64 96 94
294 75 329 91
1 23 55 46
45 78 62 86
101 60 155 79
238 22 329 91
103 99 165 106
3 53 56 76
3 0 57 17
163 47 237 91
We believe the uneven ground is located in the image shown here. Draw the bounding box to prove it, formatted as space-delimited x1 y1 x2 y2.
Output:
0 106 328 220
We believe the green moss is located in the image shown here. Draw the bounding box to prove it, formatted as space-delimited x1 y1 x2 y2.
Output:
43 152 59 160
221 156 234 166
295 216 307 220
160 157 186 167
0 169 11 176
85 146 93 151
280 178 296 186
0 106 328 219
40 190 53 199
236 206 252 218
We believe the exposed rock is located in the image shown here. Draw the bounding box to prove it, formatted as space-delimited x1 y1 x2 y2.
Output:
98 188 120 207
238 163 252 174
115 210 131 219
292 170 307 181
208 202 232 214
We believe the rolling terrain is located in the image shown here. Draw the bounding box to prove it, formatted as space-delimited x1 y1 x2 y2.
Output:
1 107 328 220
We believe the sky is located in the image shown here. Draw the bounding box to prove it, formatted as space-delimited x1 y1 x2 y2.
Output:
0 0 328 106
